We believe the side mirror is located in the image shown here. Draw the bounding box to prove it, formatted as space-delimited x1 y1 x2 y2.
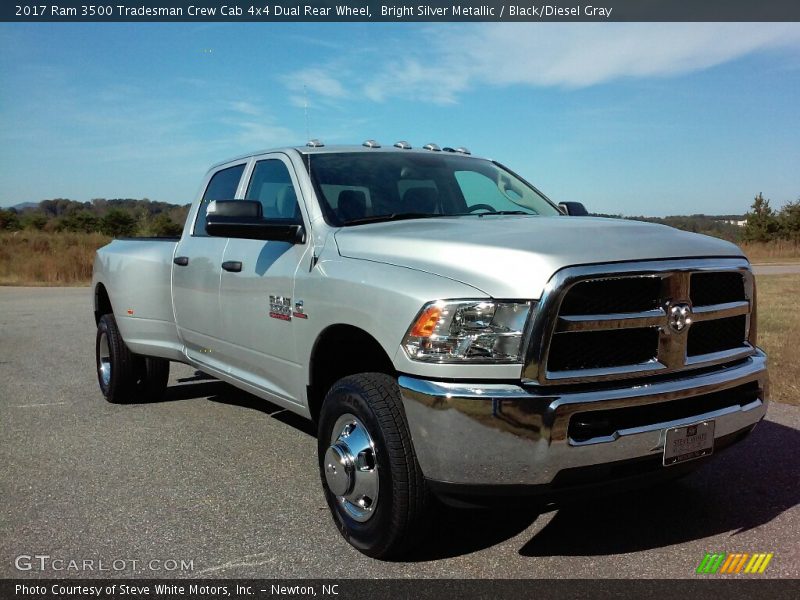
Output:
558 201 589 216
205 199 305 243
207 199 262 218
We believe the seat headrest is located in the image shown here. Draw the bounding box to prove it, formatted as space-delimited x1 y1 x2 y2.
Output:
276 186 300 221
338 189 367 221
402 187 438 214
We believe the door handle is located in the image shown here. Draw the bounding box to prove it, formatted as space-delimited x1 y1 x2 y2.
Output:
221 261 243 273
173 256 189 266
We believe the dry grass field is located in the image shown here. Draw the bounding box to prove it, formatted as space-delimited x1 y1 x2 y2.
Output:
741 240 800 263
755 274 800 406
0 231 110 285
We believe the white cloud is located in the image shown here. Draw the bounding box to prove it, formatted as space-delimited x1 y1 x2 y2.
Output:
229 119 296 148
361 23 800 103
364 60 470 104
229 100 262 116
220 101 297 147
283 67 348 105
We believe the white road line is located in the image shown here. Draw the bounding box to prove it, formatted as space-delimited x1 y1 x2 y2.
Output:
192 551 277 575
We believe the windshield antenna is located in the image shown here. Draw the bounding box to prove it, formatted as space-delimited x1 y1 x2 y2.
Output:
304 84 310 144
304 85 314 180
304 84 319 271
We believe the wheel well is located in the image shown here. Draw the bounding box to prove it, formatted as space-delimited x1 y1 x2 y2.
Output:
94 283 112 324
308 325 396 423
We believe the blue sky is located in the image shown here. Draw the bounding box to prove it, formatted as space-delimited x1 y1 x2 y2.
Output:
0 22 798 216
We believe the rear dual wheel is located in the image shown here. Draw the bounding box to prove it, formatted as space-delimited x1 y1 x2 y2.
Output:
318 373 431 559
96 314 170 403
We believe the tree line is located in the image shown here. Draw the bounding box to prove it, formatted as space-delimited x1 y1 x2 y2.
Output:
595 194 798 244
739 193 800 243
1 194 797 242
609 213 746 242
0 198 190 237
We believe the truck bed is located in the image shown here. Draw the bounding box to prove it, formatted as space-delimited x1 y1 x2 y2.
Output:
93 238 183 360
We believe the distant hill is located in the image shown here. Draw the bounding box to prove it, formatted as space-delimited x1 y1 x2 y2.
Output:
589 213 747 242
0 197 190 237
9 202 39 211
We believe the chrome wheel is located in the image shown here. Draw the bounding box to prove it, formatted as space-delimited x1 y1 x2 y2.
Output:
324 414 379 523
98 330 111 387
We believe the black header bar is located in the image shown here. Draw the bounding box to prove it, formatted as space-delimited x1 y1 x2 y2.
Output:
4 1 800 22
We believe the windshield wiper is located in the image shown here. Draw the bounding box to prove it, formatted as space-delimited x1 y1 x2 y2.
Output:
342 213 446 226
447 210 534 218
342 210 533 225
476 210 531 217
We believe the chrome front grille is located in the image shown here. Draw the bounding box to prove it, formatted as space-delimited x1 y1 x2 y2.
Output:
522 259 756 384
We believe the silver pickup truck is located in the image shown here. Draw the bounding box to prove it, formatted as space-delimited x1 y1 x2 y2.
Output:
92 141 768 558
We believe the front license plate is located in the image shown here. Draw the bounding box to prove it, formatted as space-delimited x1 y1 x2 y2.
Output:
663 421 715 466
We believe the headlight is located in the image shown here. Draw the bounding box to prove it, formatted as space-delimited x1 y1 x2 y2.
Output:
402 300 534 363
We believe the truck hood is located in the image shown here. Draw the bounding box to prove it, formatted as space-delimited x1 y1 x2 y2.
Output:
334 215 745 298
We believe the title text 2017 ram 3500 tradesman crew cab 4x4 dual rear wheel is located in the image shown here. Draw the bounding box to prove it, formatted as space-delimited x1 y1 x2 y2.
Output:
92 141 768 558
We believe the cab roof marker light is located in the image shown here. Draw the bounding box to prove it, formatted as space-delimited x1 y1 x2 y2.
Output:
394 141 412 149
362 140 381 148
306 139 325 147
423 143 441 152
455 147 471 155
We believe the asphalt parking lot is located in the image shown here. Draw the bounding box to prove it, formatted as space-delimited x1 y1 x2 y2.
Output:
1 286 798 579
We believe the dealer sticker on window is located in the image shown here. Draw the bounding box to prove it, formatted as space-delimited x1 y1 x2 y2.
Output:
663 421 715 466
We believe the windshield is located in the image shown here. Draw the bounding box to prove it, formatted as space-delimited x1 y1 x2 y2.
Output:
305 152 561 226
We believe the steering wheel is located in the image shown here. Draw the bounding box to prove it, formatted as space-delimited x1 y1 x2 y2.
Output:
467 204 496 213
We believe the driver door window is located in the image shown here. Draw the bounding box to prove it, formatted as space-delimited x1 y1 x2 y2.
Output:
246 159 302 223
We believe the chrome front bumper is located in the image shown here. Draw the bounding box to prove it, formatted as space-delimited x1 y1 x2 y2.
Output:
399 350 768 487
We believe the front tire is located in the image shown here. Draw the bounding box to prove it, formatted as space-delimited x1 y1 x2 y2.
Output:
96 314 170 403
318 373 431 559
